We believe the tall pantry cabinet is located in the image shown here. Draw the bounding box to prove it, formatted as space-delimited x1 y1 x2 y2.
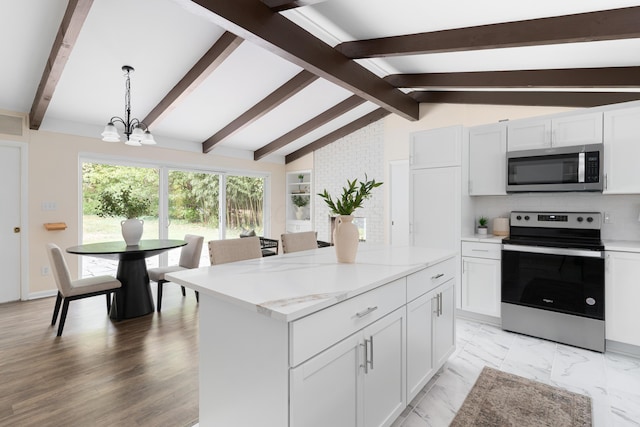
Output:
409 125 471 308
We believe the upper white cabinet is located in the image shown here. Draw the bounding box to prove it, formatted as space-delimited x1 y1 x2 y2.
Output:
468 123 507 196
410 126 462 169
605 250 640 347
507 112 603 151
603 106 640 194
286 170 312 233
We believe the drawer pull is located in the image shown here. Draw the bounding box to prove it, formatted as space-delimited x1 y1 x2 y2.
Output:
471 249 489 252
355 306 378 318
431 273 445 280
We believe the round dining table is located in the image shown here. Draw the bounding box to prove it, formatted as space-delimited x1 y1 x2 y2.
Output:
67 239 187 319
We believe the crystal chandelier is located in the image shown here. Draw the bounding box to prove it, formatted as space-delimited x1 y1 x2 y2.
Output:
101 65 156 146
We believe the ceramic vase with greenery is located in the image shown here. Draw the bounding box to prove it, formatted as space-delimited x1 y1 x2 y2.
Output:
97 186 151 245
291 194 309 220
318 175 382 263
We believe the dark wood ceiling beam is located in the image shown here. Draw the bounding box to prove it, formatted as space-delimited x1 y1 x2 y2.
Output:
385 67 640 89
29 0 94 130
285 107 391 163
336 6 640 58
203 70 318 153
254 95 365 160
183 0 418 120
410 90 640 108
261 0 326 12
143 32 242 128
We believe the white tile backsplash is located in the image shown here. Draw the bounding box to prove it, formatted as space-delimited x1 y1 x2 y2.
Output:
314 120 385 243
472 193 640 241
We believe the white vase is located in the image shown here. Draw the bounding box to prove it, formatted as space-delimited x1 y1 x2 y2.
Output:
333 215 359 263
121 218 144 246
295 206 305 220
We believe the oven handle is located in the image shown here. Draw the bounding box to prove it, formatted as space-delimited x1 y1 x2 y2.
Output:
502 244 604 258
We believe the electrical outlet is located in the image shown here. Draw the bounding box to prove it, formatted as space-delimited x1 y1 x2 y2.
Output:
41 266 50 276
603 212 612 224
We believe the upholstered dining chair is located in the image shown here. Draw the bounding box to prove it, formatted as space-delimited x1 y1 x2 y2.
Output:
208 236 262 266
46 243 122 337
281 231 318 254
148 234 204 312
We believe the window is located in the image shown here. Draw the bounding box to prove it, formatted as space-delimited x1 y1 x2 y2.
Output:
81 160 268 276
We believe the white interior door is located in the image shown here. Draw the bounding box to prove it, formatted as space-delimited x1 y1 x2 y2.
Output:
0 143 22 302
390 161 409 246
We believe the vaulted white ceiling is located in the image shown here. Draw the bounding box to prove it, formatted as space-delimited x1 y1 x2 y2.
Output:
2 0 640 163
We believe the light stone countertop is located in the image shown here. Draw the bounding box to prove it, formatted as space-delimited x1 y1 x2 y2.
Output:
604 240 640 253
461 235 506 244
166 244 456 322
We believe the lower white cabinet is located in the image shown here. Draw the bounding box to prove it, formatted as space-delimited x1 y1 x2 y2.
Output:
406 279 456 402
605 250 640 347
461 241 501 318
290 308 406 427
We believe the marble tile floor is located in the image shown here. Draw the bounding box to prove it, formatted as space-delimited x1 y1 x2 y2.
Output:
393 318 640 427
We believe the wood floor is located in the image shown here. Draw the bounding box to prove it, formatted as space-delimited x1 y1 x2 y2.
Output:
0 286 199 427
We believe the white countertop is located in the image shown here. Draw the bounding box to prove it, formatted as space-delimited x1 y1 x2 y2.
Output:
461 234 506 243
166 244 456 322
604 240 640 253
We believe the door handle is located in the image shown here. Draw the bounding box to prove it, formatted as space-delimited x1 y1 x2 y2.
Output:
368 336 374 371
14 227 21 233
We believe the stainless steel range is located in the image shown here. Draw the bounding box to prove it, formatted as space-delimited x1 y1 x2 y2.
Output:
501 211 605 352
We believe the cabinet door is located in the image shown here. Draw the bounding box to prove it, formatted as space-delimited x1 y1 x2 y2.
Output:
468 123 507 195
461 257 501 317
552 112 603 147
362 308 406 427
410 126 462 168
433 280 456 369
605 251 640 346
507 118 551 151
410 167 460 251
406 293 435 402
603 106 640 194
290 334 361 427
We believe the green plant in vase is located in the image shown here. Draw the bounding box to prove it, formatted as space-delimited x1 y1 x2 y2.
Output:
291 195 309 220
477 216 489 235
318 175 382 263
97 186 151 245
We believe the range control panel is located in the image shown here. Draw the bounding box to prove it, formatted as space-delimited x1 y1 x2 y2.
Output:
510 211 602 230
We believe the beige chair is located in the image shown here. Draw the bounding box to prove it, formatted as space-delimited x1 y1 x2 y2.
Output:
281 231 318 254
148 234 204 312
46 243 122 337
208 236 262 265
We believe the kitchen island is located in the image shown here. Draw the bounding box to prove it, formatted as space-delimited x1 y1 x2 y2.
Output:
167 244 457 427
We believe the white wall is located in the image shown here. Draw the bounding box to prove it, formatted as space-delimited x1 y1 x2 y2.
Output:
20 127 286 297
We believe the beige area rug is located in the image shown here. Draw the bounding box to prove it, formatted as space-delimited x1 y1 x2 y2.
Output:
450 367 592 426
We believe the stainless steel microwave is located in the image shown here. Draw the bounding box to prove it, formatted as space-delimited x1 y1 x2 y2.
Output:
506 143 604 193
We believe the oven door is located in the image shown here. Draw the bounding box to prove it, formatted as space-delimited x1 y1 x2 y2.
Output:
501 244 604 320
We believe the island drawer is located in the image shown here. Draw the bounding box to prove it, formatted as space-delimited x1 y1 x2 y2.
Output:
462 241 501 259
407 257 455 302
289 277 406 367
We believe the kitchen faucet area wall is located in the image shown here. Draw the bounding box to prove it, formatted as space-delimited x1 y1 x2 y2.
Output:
472 193 640 241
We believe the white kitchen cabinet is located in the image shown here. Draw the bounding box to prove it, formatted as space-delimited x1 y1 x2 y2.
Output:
507 112 603 151
410 126 462 169
405 257 456 401
603 106 640 194
605 251 640 347
461 241 501 318
286 170 312 232
410 167 460 252
290 308 406 427
432 280 456 368
406 279 456 402
468 123 507 196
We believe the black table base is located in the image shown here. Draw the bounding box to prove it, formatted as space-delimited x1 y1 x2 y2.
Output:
110 258 155 319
